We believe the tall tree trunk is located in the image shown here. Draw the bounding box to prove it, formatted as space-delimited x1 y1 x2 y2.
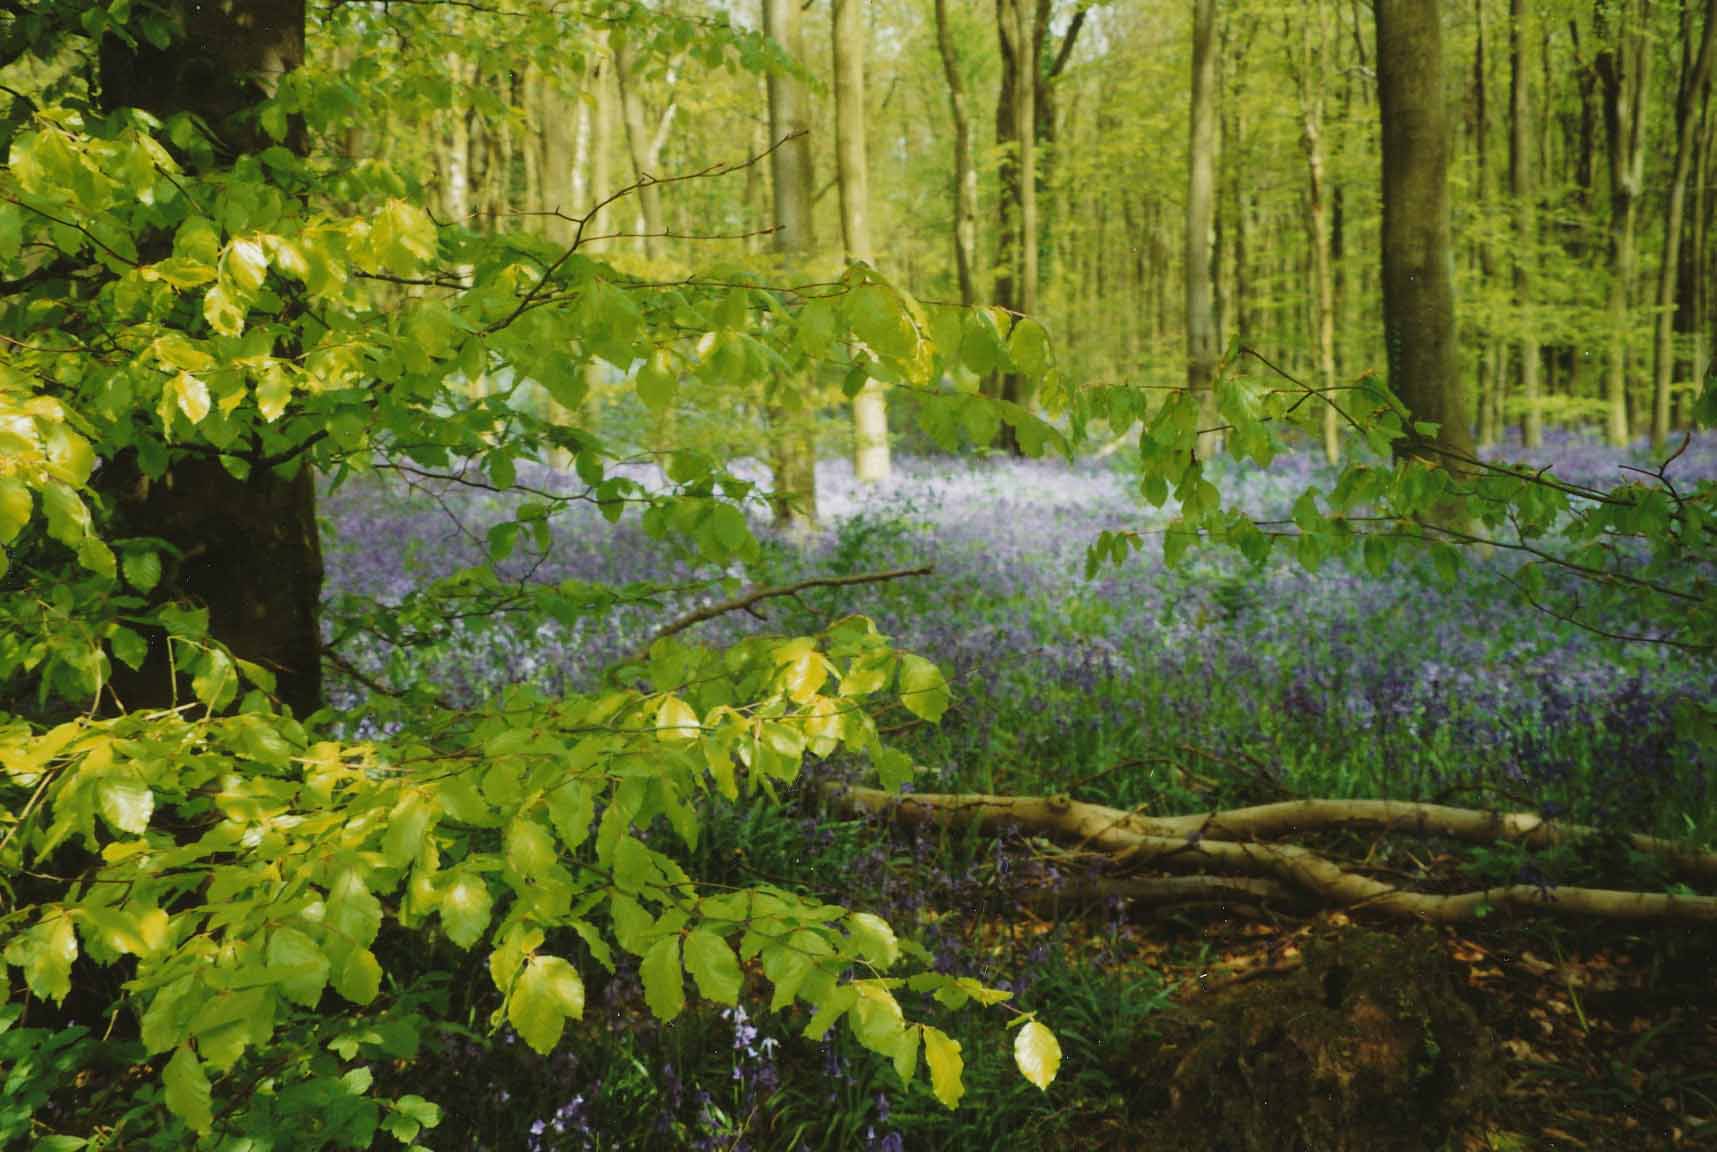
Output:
1597 0 1650 446
1652 0 1717 449
587 51 616 254
615 42 667 259
97 0 324 716
1473 0 1504 449
934 0 980 307
1187 0 1223 460
833 0 890 483
993 0 1038 454
1511 0 1543 447
763 0 818 528
1293 0 1342 464
1686 60 1717 428
541 71 578 248
1375 0 1473 467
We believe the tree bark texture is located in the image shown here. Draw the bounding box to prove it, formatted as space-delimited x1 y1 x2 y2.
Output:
1597 0 1650 446
763 0 818 528
98 0 325 717
1294 1 1342 464
1375 0 1473 464
1511 0 1542 447
1651 0 1717 448
934 0 980 308
833 0 891 484
1187 0 1223 460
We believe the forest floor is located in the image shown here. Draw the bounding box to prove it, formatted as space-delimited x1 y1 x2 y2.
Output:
323 431 1717 1150
1119 909 1717 1151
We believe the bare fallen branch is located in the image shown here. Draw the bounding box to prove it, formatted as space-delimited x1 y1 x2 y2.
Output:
831 786 1717 925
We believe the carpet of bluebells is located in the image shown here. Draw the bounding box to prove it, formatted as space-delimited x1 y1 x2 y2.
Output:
321 430 1717 1150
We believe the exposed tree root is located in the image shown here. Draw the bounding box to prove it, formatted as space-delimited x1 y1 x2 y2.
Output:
831 786 1717 924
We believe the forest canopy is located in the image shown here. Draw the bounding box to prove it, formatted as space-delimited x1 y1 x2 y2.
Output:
2 0 1716 1148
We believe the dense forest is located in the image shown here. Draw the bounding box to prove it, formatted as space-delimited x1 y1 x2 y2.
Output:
3 1 1717 1149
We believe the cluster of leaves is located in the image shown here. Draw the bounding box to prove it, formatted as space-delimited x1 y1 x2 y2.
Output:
1083 358 1717 703
0 3 1075 1146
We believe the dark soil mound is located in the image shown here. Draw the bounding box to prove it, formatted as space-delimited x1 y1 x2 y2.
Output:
1128 926 1498 1152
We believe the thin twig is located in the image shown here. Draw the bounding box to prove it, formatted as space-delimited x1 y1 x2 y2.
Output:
629 565 934 662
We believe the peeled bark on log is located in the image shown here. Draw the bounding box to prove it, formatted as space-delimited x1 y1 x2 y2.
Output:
831 786 1717 924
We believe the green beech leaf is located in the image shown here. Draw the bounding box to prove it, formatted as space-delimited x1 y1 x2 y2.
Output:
266 927 330 1008
122 549 162 592
334 947 383 1005
897 654 950 722
509 955 586 1054
846 913 898 971
163 1044 214 1135
683 929 742 1005
641 935 684 1022
4 913 77 1004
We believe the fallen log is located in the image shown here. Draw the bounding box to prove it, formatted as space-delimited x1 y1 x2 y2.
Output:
830 785 1717 925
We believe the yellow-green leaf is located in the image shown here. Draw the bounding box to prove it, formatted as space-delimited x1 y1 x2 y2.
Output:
0 478 30 545
171 371 210 424
96 778 153 835
922 1024 965 1109
655 696 699 742
440 872 492 949
845 912 898 971
1013 1020 1061 1090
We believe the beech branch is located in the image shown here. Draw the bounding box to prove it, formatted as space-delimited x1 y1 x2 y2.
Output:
629 565 934 661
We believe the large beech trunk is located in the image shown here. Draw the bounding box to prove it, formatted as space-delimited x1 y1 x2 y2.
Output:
98 0 324 718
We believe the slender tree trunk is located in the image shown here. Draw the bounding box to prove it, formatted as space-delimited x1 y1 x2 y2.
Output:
1686 63 1716 427
763 0 818 528
443 55 473 227
1652 0 1717 448
1188 0 1223 460
1293 1 1342 464
1598 0 1650 446
934 0 980 307
833 0 890 483
1375 0 1473 466
615 41 666 259
540 71 577 247
97 0 323 716
1511 0 1542 447
994 0 1038 453
587 52 616 254
1473 0 1504 449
